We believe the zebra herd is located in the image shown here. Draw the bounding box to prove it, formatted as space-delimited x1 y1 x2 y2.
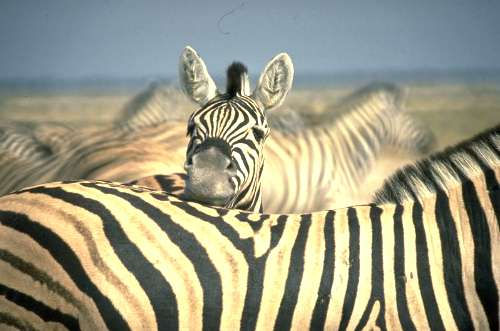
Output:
0 46 498 330
0 73 434 212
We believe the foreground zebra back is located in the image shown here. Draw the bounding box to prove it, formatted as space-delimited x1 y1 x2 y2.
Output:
128 172 187 198
0 126 498 330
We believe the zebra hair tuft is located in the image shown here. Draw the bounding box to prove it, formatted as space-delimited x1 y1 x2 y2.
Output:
226 62 249 97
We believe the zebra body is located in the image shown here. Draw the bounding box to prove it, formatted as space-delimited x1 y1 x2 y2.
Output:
0 125 498 330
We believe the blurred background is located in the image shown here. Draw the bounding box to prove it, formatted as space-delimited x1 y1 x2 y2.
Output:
1 0 499 195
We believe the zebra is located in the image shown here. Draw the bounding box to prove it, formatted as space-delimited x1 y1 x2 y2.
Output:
0 82 434 213
178 46 293 211
0 125 497 330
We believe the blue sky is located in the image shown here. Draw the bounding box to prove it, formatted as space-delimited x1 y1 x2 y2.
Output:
1 0 499 79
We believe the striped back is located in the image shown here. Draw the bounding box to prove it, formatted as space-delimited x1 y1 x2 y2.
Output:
0 125 497 329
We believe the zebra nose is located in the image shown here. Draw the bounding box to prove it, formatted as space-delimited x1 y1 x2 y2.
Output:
184 146 236 206
187 146 236 176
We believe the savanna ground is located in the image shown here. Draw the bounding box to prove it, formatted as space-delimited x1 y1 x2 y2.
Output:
0 82 499 207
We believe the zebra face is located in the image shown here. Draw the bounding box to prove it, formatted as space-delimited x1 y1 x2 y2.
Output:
184 95 270 208
179 46 293 211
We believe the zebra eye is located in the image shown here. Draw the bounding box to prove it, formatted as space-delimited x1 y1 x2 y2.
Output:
252 126 266 142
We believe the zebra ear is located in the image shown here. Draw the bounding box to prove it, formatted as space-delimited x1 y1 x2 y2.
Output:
179 46 218 106
252 53 294 111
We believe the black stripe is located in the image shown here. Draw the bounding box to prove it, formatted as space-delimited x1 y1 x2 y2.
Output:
153 175 176 191
459 172 499 330
29 185 179 330
235 213 267 232
240 215 288 331
412 203 445 330
0 249 81 313
490 188 500 230
0 283 79 330
82 183 221 331
310 211 335 329
464 144 499 191
0 311 37 331
0 210 128 330
434 189 473 329
356 206 386 330
338 208 360 330
274 215 312 330
393 205 415 330
233 146 250 175
169 200 253 253
228 103 252 133
464 143 500 227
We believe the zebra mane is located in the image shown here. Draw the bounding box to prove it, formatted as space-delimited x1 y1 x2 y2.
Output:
373 125 500 205
226 62 249 97
116 83 192 131
326 82 404 121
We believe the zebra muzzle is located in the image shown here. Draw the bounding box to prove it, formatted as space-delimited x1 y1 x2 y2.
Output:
184 145 237 206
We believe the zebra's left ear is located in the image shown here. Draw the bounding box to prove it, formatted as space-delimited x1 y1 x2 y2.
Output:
179 46 218 106
252 53 294 111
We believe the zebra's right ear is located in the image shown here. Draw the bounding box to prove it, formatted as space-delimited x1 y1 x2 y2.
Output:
252 53 294 111
179 46 218 106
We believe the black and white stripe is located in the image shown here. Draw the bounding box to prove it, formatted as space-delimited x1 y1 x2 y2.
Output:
178 46 294 212
185 92 268 211
0 125 497 330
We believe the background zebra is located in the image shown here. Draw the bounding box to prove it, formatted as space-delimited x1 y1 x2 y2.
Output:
0 81 433 213
0 125 497 330
0 121 74 163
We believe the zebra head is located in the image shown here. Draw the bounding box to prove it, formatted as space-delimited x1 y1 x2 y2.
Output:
179 46 294 211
